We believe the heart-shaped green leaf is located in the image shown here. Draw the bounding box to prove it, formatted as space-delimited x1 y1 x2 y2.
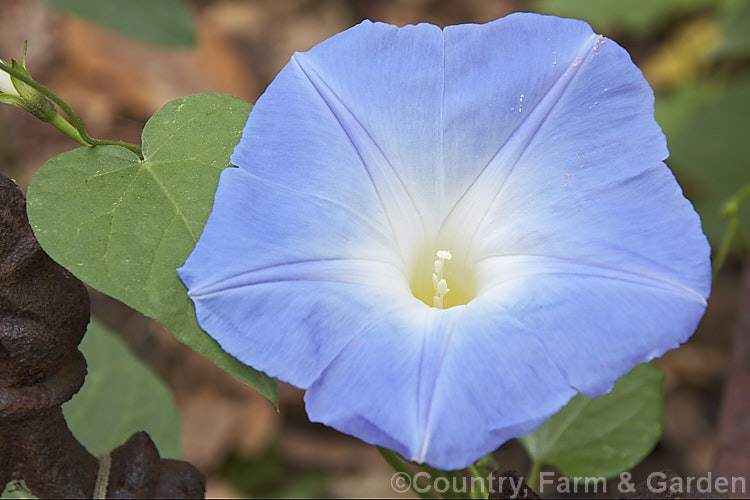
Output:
520 363 664 479
27 93 277 404
64 319 183 458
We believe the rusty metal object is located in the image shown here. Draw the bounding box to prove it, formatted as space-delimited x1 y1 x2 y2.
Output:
107 432 205 499
713 262 750 499
0 174 205 498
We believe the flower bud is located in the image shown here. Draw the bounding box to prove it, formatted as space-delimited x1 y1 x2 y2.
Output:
0 58 56 122
0 61 19 96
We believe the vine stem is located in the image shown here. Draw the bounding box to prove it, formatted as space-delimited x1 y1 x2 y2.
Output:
0 60 143 159
714 217 740 279
420 463 472 499
724 180 750 213
467 465 487 499
377 447 439 500
714 179 750 278
526 459 543 491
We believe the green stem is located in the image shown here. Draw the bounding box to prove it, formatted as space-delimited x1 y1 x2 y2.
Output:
526 459 543 491
723 180 750 215
737 226 749 253
420 463 470 499
713 179 750 278
0 60 143 159
84 137 144 157
377 447 438 500
713 216 739 279
48 111 88 146
467 465 487 499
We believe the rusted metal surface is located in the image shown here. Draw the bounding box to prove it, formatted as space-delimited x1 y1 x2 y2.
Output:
107 432 205 499
713 262 750 499
8 408 98 498
0 173 205 498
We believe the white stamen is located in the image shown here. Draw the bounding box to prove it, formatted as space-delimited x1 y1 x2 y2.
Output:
436 279 449 295
433 259 444 275
432 250 452 309
436 250 452 260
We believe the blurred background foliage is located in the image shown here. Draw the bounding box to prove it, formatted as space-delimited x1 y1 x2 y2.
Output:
1 0 748 498
39 0 197 47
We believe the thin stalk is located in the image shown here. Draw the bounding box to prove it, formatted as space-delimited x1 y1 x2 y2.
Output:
0 61 142 158
420 463 471 499
714 179 750 278
724 180 750 213
377 447 438 500
467 465 487 499
713 217 740 279
526 459 543 491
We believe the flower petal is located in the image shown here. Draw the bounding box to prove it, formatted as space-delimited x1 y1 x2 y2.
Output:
179 166 411 387
231 20 445 258
476 254 707 397
0 64 18 96
439 14 711 395
180 12 711 470
305 299 578 470
437 14 600 224
181 171 579 470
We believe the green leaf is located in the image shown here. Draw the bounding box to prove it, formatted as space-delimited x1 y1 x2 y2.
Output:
520 363 664 479
26 93 278 404
63 319 183 458
533 0 717 36
662 77 750 242
39 0 196 48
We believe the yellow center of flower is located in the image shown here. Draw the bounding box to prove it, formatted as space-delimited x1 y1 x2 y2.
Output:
410 248 476 309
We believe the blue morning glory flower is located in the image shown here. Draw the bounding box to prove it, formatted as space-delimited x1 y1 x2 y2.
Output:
178 13 710 469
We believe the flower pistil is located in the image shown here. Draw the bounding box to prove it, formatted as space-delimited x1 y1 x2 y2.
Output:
432 250 453 308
